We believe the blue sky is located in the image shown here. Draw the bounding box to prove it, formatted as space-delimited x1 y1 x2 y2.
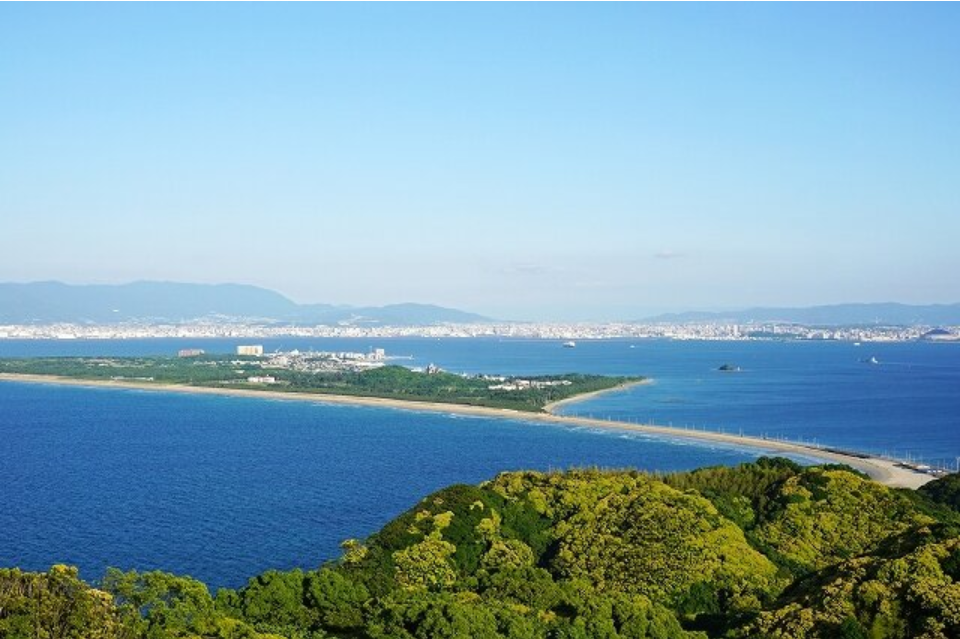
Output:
1 3 958 320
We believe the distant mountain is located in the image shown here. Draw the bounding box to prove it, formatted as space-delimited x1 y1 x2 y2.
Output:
291 302 490 326
0 281 491 326
642 302 960 326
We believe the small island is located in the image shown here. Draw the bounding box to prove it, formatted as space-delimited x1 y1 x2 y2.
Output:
0 350 641 413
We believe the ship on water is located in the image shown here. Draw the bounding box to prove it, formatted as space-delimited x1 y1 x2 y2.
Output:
562 341 576 348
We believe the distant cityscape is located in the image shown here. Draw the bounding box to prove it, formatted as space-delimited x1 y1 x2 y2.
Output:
1 321 957 343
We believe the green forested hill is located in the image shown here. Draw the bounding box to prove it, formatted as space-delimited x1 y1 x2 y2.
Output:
3 459 960 639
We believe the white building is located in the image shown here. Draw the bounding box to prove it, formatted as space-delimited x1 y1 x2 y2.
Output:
237 344 264 356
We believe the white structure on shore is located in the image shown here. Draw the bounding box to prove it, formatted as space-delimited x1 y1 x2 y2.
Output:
237 344 264 356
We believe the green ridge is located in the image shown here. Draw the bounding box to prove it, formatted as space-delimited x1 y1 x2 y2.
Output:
4 460 960 638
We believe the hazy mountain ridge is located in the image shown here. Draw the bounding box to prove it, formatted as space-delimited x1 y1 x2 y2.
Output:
643 302 960 326
0 281 490 326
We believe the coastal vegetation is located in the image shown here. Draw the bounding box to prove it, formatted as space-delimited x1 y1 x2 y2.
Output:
4 459 960 638
0 356 639 413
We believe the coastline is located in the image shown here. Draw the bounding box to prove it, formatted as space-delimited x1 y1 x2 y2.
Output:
542 379 652 413
0 372 934 489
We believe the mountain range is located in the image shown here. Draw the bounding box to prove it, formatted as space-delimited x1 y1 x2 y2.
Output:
642 302 960 326
2 281 958 327
0 281 490 326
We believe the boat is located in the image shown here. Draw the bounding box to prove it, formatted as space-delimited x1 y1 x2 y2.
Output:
562 341 576 348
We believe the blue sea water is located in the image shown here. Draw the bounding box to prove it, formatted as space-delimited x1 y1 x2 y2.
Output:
1 337 958 588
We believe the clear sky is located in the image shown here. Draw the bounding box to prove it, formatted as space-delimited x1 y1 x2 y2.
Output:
2 3 958 320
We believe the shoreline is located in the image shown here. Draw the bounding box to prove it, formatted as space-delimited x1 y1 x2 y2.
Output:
0 372 935 489
542 378 652 413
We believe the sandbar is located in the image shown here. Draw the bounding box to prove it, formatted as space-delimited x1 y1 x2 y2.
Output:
0 372 935 489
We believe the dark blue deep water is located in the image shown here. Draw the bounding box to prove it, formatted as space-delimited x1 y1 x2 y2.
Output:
1 337 957 588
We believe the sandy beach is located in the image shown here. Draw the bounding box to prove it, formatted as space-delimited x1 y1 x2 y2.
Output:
0 372 935 489
542 378 652 413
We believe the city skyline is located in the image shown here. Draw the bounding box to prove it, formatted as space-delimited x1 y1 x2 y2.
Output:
2 3 959 320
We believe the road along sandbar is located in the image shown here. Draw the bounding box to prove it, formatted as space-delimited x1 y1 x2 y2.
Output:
0 373 934 489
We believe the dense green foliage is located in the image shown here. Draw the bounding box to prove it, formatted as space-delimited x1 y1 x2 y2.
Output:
0 565 124 639
282 366 634 412
745 527 960 638
918 473 960 513
0 357 637 412
5 460 960 638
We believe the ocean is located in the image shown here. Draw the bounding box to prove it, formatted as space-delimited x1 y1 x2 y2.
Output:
1 337 957 588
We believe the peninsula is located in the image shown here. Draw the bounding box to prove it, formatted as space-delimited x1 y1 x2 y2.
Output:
0 353 936 489
0 353 640 414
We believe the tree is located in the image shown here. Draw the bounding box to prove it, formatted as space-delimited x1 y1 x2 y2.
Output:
303 568 369 631
0 565 125 639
